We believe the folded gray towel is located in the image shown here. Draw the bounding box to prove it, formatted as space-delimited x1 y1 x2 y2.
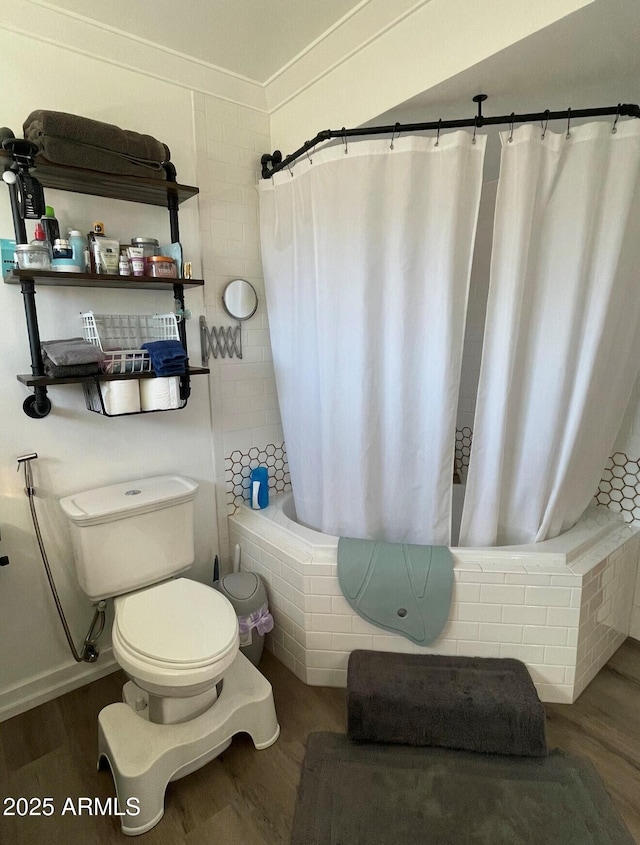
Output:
23 110 170 162
32 144 167 180
42 338 106 366
42 354 101 378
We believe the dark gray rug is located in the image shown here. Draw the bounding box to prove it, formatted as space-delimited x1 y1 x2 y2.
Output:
291 733 634 845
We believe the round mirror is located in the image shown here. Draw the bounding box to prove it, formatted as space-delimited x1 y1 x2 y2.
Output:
222 279 258 321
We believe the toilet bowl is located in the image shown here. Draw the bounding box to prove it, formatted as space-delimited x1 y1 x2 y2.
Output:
112 578 240 723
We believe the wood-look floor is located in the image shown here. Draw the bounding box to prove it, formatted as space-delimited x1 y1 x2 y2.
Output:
1 639 639 844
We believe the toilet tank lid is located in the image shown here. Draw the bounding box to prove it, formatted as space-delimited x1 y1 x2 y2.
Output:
59 475 198 526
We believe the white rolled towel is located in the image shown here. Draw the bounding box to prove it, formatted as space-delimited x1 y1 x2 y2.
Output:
139 376 181 411
100 379 141 415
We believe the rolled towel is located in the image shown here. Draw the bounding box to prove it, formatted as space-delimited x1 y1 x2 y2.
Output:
23 110 170 163
30 143 167 179
42 337 106 366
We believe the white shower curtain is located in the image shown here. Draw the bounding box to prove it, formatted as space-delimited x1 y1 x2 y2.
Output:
259 133 485 544
461 120 640 546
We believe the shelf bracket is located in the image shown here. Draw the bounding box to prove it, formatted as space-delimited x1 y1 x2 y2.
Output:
200 315 242 364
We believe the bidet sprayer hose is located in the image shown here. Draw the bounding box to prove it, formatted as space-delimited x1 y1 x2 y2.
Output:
18 455 105 663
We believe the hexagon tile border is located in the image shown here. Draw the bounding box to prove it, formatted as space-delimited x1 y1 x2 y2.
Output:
595 452 640 522
225 438 640 525
225 443 291 514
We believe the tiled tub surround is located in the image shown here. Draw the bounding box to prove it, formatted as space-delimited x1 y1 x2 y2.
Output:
229 493 640 704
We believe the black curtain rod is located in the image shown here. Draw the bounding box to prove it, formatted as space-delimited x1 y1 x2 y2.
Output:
260 96 640 179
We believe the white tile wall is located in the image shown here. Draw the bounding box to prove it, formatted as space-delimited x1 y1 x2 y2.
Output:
192 92 281 563
229 510 639 703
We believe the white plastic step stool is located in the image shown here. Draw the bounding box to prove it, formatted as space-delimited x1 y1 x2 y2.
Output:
97 651 280 836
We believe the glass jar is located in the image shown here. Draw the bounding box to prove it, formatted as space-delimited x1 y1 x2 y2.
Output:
145 255 177 278
130 237 159 259
15 244 51 270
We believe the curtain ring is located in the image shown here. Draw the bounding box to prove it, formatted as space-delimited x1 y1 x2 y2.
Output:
342 128 348 154
390 122 400 150
566 108 572 140
541 109 550 140
508 112 515 143
305 145 313 165
286 162 294 178
612 103 621 134
435 118 442 147
472 116 478 145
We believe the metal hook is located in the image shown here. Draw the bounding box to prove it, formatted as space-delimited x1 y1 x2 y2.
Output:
541 109 550 140
566 108 572 140
390 122 400 150
435 119 442 148
286 162 294 178
305 145 314 165
472 116 478 145
612 103 621 134
342 128 348 154
508 112 515 143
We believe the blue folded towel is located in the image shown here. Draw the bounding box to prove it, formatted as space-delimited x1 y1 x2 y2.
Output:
141 340 187 376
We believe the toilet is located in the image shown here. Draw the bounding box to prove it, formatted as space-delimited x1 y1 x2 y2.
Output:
60 474 280 836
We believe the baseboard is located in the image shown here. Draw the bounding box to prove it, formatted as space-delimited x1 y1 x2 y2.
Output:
0 648 119 723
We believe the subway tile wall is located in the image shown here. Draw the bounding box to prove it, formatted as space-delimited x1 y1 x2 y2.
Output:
193 92 281 562
229 509 639 703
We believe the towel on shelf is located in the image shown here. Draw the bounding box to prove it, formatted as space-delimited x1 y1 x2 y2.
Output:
42 354 101 378
140 340 187 376
41 337 106 366
23 110 170 161
23 110 170 179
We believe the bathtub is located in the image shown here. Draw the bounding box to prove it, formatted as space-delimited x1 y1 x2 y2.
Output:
229 492 639 703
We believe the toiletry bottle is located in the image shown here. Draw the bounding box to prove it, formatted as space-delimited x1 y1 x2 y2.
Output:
40 206 60 254
68 230 86 271
87 221 105 273
30 223 49 252
250 466 269 509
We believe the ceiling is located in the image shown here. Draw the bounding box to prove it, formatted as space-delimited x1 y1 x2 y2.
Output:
28 0 640 118
40 0 364 83
374 0 640 122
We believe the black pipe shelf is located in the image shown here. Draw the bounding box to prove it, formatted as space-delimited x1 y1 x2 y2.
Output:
17 367 210 387
5 269 204 290
3 144 203 417
0 150 198 206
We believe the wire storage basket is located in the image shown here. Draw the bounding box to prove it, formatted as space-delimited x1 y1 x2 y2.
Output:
80 311 187 416
81 311 181 374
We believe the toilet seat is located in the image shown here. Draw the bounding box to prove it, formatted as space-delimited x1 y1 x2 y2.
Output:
112 578 239 695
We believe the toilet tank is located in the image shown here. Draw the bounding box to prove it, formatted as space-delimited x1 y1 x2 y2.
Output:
60 475 199 601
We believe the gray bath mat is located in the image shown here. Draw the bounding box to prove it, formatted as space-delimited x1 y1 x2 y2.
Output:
291 733 634 845
347 651 547 756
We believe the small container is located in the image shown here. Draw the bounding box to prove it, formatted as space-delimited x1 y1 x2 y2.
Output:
52 238 73 259
131 237 159 261
15 243 51 270
127 246 145 276
119 252 130 276
145 255 177 278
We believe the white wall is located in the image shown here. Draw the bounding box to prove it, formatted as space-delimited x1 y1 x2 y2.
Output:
0 29 219 719
267 0 595 153
191 94 281 563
